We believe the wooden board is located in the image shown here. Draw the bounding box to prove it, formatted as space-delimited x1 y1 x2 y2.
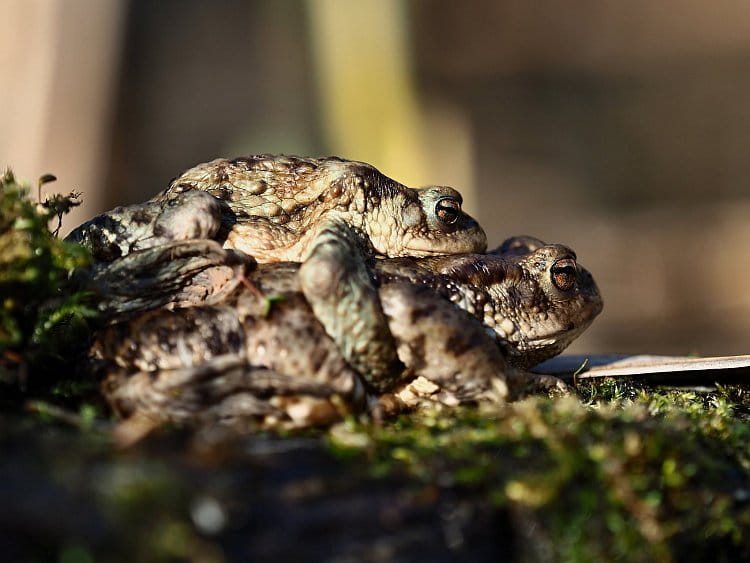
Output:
533 354 750 387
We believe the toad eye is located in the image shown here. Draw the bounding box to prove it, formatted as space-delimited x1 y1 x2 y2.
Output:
551 259 577 292
435 197 461 225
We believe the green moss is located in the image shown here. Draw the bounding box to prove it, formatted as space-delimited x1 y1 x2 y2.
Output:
328 387 750 560
0 170 97 398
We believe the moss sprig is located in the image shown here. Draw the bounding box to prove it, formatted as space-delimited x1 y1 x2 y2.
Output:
0 170 96 392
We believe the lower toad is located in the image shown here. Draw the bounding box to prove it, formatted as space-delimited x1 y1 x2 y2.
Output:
89 237 602 431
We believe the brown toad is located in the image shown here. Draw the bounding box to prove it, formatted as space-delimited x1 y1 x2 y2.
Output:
68 155 487 391
91 238 602 431
159 155 486 261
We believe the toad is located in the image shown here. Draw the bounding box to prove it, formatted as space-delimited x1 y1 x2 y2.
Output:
92 237 602 431
67 155 487 391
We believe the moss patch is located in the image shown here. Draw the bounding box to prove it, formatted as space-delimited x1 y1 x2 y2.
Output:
0 170 96 404
329 385 750 561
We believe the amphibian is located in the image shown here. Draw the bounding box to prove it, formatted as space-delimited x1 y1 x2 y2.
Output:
159 155 486 261
68 155 487 392
92 238 602 430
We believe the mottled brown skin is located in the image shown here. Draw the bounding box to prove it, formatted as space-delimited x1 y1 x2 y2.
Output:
99 285 511 430
381 239 602 369
156 155 486 261
73 239 253 317
68 155 487 392
94 239 602 430
66 190 222 263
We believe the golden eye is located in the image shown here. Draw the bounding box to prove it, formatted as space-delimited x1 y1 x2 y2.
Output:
435 197 461 225
551 258 577 292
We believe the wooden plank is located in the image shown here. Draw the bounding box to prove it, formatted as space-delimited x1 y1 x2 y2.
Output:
533 354 750 386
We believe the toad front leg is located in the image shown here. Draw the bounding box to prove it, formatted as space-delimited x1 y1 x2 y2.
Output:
298 218 404 392
66 190 223 262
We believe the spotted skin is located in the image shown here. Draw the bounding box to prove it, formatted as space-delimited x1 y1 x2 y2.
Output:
68 155 486 392
95 238 602 430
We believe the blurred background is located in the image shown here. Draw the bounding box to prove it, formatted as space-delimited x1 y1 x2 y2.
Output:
3 0 750 357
